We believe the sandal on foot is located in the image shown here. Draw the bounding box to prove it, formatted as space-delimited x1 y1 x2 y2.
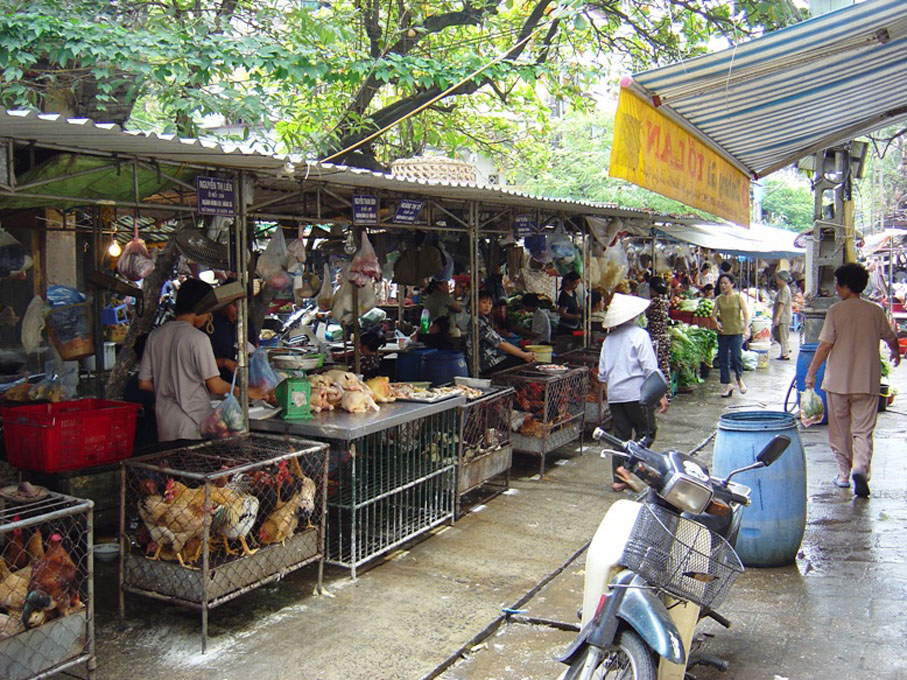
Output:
832 476 850 488
721 386 734 398
852 472 870 498
611 482 628 492
737 381 747 394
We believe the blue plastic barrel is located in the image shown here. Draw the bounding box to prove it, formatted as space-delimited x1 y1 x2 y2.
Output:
712 411 806 567
795 343 827 425
423 350 469 387
396 348 436 382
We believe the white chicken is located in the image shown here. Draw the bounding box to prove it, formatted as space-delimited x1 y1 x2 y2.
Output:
324 370 367 392
341 389 380 413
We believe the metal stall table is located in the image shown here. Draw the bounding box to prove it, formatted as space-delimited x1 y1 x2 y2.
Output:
0 490 94 680
455 386 514 519
560 348 611 433
253 398 462 578
119 434 328 652
491 365 587 475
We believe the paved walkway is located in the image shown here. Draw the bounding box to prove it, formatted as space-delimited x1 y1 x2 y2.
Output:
94 347 907 679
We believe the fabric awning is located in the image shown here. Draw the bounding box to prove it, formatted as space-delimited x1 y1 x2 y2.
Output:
657 223 805 259
625 0 907 178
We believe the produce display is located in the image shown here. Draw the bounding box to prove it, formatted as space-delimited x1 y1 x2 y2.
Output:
694 298 714 318
669 323 718 389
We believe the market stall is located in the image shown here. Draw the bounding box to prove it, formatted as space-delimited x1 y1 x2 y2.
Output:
251 397 461 578
119 434 327 651
559 348 610 433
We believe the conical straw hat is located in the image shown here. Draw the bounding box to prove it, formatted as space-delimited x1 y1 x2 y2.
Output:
602 293 650 329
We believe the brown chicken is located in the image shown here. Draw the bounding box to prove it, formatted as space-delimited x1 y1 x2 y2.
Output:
138 492 207 567
1 519 41 570
22 534 80 629
0 557 30 610
258 492 302 546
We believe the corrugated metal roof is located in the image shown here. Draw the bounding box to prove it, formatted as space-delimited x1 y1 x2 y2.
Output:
627 0 907 178
0 109 670 221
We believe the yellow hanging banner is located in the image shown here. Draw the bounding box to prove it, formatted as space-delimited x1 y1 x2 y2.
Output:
610 88 751 227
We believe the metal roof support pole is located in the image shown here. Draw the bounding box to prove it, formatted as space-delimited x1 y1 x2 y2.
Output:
236 172 250 424
582 215 590 349
92 208 105 398
469 202 480 377
353 227 361 376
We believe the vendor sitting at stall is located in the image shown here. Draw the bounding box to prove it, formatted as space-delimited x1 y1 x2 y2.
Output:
358 330 385 380
557 271 582 335
589 290 606 333
422 279 462 324
521 293 551 343
468 290 535 376
139 279 264 444
701 283 715 299
420 315 457 350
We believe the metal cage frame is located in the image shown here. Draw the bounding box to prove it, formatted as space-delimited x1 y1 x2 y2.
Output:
0 490 95 680
560 348 612 433
455 387 514 519
491 364 587 474
118 433 328 652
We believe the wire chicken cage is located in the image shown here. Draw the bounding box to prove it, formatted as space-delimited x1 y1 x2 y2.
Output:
455 387 514 519
324 404 458 578
560 348 612 433
119 434 328 652
492 365 587 474
0 490 94 680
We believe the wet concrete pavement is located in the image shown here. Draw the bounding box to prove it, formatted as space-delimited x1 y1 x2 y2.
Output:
93 348 907 679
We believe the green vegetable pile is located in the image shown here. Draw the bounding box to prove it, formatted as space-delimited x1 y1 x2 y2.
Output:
668 323 718 389
694 298 714 318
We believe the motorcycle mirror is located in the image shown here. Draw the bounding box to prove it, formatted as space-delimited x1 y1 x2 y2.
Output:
639 370 669 408
756 435 790 467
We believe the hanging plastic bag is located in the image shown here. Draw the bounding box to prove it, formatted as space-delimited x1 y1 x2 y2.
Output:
256 227 291 289
117 218 155 281
347 232 381 287
316 263 333 311
549 224 575 261
799 388 825 428
201 375 245 439
286 225 307 265
45 286 93 361
331 277 355 324
600 241 629 292
249 348 280 393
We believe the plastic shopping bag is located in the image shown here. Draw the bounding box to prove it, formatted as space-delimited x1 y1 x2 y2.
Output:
549 224 575 261
256 227 291 289
347 232 381 287
249 347 280 393
117 218 155 281
799 388 825 428
201 393 245 439
316 263 333 311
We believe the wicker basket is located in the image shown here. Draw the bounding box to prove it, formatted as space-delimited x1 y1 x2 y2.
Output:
391 156 477 183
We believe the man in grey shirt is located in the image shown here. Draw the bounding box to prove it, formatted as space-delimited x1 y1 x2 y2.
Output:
139 279 262 443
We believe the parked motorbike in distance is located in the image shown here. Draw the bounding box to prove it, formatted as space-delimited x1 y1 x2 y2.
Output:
557 371 790 680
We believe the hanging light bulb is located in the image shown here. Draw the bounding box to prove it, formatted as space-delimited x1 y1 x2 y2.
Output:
108 236 122 257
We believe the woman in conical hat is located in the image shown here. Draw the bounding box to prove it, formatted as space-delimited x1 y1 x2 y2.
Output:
597 294 669 491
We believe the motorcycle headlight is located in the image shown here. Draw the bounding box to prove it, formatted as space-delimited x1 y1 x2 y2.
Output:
660 473 713 514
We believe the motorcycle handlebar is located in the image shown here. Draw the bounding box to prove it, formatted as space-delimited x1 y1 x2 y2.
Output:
592 427 626 450
711 482 750 507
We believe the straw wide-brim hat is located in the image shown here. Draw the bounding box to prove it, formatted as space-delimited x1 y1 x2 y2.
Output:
603 293 651 328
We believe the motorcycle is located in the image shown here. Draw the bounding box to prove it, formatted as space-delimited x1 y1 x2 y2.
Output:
558 371 789 680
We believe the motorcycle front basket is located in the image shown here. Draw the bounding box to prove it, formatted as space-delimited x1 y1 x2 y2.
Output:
621 503 744 610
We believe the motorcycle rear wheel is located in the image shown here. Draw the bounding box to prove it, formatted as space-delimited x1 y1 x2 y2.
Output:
567 629 656 680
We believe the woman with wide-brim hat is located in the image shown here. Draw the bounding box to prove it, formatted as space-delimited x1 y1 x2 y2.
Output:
597 293 670 491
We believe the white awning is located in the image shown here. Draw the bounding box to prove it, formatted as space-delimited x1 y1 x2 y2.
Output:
626 0 907 178
658 223 805 259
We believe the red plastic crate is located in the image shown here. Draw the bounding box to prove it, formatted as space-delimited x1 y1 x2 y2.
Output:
1 399 140 472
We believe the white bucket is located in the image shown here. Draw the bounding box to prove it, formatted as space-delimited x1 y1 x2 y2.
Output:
80 342 117 371
751 318 772 344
